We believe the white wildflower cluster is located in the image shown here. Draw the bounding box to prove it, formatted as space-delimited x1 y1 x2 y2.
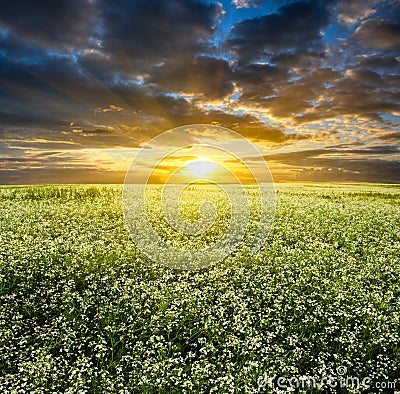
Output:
0 184 399 393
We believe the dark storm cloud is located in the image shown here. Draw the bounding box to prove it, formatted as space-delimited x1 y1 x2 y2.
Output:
245 67 341 120
78 0 227 102
0 125 143 150
0 34 163 133
230 62 289 103
234 48 399 123
374 131 400 141
357 54 400 71
353 19 400 51
0 0 95 50
0 53 84 130
270 50 326 70
263 145 400 165
232 123 309 143
224 1 400 124
227 1 331 62
229 51 331 113
263 145 400 183
147 56 234 99
0 50 303 148
1 32 302 145
2 0 398 128
0 167 126 184
321 67 400 122
95 0 222 72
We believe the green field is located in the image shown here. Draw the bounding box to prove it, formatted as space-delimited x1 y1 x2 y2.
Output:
0 184 399 393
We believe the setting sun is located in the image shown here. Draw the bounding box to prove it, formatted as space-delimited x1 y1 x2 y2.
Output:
184 159 220 179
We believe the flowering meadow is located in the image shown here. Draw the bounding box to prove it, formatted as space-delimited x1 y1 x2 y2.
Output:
0 184 399 393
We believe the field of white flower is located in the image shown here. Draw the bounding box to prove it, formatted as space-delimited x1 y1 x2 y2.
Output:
0 184 399 393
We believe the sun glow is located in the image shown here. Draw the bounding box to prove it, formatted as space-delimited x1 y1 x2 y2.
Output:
184 158 219 179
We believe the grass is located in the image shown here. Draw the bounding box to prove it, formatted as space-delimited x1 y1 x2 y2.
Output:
0 183 399 393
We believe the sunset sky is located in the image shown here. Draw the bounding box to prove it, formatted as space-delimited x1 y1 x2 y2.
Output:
0 0 399 184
